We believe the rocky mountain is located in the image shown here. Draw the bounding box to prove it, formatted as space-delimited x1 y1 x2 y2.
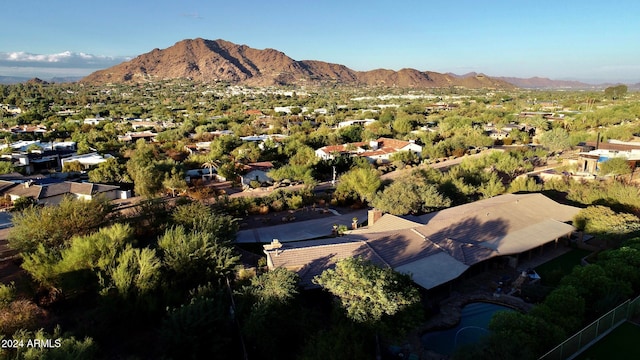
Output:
81 38 514 89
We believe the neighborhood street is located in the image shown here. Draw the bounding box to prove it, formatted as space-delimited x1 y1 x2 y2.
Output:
235 208 368 243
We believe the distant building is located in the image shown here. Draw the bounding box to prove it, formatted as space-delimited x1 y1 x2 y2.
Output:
0 180 122 206
2 125 48 135
118 131 157 142
336 119 377 128
60 152 113 170
83 116 108 125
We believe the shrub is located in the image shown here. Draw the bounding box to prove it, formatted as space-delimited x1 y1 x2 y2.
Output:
0 300 46 335
270 199 285 212
0 282 15 308
287 195 304 210
249 180 261 189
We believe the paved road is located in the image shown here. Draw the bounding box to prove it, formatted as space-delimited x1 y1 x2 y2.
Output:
235 209 368 243
381 149 502 181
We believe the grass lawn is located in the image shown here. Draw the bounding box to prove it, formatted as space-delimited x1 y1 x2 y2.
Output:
574 321 640 360
535 248 592 286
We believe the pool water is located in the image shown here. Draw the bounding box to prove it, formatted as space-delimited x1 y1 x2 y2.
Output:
421 302 513 355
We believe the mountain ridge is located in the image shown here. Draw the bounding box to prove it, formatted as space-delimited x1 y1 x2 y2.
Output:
80 38 514 89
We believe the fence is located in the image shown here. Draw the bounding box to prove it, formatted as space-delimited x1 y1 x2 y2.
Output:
539 295 640 360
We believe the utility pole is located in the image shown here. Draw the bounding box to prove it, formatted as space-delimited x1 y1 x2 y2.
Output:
331 166 336 186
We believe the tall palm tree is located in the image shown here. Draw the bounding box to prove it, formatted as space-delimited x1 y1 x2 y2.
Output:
202 160 218 180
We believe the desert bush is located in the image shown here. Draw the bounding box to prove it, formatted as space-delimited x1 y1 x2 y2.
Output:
0 282 15 309
0 300 46 335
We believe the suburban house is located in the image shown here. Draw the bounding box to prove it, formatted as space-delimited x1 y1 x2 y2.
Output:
576 148 640 175
574 139 640 175
117 131 157 142
0 180 122 206
483 123 531 140
0 104 22 115
60 152 113 170
263 193 581 290
1 125 48 135
129 120 162 130
314 137 422 162
337 119 377 128
83 116 109 125
0 141 78 175
241 161 274 188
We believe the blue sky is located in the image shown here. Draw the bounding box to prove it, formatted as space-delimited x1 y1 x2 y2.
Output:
2 0 639 83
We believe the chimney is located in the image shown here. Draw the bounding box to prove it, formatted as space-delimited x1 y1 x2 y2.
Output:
368 209 383 226
596 132 601 150
369 140 379 150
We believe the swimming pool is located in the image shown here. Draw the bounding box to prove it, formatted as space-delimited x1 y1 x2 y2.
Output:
421 302 513 355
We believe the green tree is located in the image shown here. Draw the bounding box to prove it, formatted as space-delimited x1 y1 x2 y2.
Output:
486 311 565 360
126 139 163 198
62 160 83 173
372 177 451 215
163 171 188 197
598 157 632 180
240 269 305 360
573 205 640 236
313 257 420 325
604 84 628 100
158 226 239 290
508 176 542 193
88 157 129 183
529 285 585 334
0 160 15 175
335 167 381 204
160 287 235 359
103 246 162 300
248 267 299 305
538 128 571 152
9 196 112 254
20 223 134 296
478 173 506 198
171 201 238 242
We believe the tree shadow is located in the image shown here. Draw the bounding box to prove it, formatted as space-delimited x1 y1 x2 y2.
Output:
298 254 336 289
413 216 509 265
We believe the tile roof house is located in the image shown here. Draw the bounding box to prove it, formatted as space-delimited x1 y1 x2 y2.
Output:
264 193 580 290
315 137 422 162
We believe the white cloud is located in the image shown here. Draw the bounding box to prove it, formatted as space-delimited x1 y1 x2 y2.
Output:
0 51 130 69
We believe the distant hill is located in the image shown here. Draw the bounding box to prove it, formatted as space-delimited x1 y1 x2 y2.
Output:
0 76 31 85
495 76 599 89
50 76 83 83
0 75 82 85
26 78 49 85
81 38 515 89
448 72 600 89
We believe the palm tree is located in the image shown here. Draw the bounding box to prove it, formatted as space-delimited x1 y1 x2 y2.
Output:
202 160 218 180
